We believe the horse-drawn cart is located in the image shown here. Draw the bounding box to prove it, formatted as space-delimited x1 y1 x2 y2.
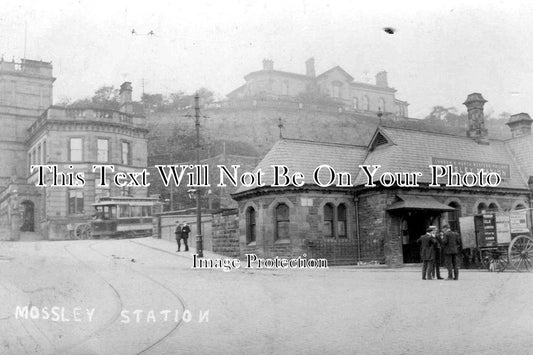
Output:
462 211 533 272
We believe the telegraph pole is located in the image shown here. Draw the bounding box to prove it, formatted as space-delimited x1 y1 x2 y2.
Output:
194 93 203 257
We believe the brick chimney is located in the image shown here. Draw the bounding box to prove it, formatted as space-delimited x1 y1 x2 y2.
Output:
375 71 388 87
119 81 133 114
506 113 532 138
305 57 316 77
262 59 274 71
463 93 488 144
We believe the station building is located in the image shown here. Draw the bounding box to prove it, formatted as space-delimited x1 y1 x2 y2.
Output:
0 58 149 240
230 93 533 265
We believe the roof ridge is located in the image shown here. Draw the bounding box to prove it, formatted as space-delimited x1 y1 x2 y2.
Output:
380 124 506 142
279 137 366 148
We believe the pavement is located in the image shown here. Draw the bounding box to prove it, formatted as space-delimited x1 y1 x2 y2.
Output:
1 237 533 355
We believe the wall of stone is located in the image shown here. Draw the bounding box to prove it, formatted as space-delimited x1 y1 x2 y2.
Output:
211 209 240 257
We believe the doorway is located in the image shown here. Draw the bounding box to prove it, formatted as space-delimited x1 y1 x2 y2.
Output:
20 200 34 232
402 211 440 263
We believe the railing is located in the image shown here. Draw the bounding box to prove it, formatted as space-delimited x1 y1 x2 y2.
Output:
305 238 385 266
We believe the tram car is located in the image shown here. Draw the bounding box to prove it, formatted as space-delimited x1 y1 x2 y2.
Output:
83 196 160 239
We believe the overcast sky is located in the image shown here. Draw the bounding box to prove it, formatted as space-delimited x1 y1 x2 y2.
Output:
2 0 533 118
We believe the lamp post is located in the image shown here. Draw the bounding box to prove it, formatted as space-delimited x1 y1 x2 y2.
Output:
194 93 203 258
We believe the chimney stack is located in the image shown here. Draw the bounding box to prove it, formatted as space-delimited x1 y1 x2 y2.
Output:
506 113 532 138
262 59 274 71
375 71 388 87
305 57 316 77
119 81 133 114
463 93 488 144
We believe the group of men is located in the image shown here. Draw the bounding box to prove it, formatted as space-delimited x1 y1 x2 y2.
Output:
417 225 462 280
175 221 191 252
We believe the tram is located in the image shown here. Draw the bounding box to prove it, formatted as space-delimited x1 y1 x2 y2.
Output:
73 196 160 239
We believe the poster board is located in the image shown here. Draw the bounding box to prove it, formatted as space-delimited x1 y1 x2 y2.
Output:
510 210 529 234
459 216 476 248
495 213 511 244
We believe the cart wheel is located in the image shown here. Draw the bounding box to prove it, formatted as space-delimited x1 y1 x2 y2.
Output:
75 223 91 240
481 249 508 272
508 235 533 272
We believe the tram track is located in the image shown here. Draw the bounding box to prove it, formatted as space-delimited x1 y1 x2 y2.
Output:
87 240 188 355
57 242 125 353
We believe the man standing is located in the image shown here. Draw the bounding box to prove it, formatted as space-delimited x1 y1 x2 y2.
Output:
417 227 436 280
175 221 183 252
433 228 444 280
442 224 462 280
181 222 191 252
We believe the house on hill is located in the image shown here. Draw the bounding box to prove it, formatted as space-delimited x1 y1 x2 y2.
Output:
227 58 409 119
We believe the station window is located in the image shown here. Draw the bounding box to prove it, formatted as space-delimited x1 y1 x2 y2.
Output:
68 190 84 214
337 204 347 238
69 138 83 162
275 203 290 240
97 139 109 163
246 207 256 244
323 203 334 238
477 203 487 214
323 203 348 238
121 141 130 165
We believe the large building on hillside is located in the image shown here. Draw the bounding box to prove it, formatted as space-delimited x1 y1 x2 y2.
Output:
229 93 533 265
227 58 409 118
0 58 149 240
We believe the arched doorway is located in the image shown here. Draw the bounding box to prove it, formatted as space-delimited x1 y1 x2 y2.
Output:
20 200 34 232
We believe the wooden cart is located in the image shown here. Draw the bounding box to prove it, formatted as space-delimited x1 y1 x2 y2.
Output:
471 211 533 272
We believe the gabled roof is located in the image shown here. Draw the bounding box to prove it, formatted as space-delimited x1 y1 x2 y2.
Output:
316 66 354 81
234 138 368 194
354 125 528 189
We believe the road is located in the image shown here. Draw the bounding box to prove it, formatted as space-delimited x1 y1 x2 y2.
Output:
1 238 532 355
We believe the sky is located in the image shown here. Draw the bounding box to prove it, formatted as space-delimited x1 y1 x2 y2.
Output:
2 0 533 118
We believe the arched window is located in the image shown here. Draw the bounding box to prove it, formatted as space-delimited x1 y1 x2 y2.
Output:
477 202 487 214
362 96 370 110
275 203 290 240
447 202 461 232
488 203 499 212
514 204 526 210
246 207 256 243
323 203 334 238
337 204 347 238
353 97 359 109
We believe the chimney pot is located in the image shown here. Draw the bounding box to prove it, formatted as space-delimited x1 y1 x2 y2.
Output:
306 57 316 77
375 71 388 87
262 59 274 71
506 112 532 138
463 93 489 144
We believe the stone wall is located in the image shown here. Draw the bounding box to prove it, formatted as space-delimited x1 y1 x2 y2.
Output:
211 209 240 257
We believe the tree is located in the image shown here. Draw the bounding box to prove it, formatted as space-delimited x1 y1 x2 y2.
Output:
92 85 119 109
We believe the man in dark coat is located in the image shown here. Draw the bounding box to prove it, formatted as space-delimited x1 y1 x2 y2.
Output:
175 221 183 252
432 228 444 279
180 222 191 252
417 227 436 280
442 225 462 280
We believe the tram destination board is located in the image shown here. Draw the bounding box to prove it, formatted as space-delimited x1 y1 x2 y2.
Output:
474 213 498 247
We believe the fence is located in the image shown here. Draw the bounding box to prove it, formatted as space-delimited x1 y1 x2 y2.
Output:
305 238 385 266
